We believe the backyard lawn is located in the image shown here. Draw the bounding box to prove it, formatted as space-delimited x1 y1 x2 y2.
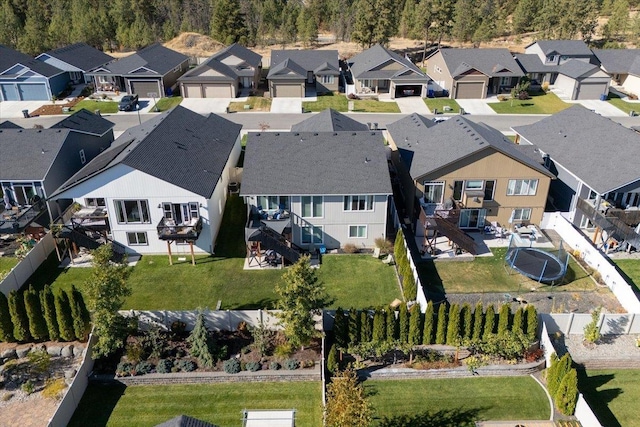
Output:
608 93 639 115
424 98 461 114
303 93 400 113
153 96 183 112
488 92 569 114
366 377 550 426
578 369 640 427
228 97 272 112
69 100 118 114
69 382 323 427
0 256 19 274
612 259 640 294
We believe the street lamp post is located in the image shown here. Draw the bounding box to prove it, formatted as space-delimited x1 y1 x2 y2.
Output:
136 103 141 125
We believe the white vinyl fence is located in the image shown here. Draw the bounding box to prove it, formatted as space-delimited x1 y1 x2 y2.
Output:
541 212 640 313
395 226 428 313
120 309 282 332
541 312 640 335
575 394 603 427
0 232 55 295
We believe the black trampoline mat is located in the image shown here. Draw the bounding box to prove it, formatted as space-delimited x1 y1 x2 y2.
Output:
507 248 564 281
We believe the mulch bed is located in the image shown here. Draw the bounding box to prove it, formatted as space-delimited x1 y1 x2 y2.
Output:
29 97 84 116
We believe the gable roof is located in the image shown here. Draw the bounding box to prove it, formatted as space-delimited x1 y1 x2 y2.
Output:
268 50 339 78
50 109 114 136
212 43 262 69
180 44 262 83
54 106 241 198
267 58 307 79
386 113 436 151
241 131 392 196
513 105 640 194
155 415 218 427
433 48 523 78
94 43 188 76
526 40 593 57
291 109 369 132
557 59 605 79
0 128 71 181
593 48 640 75
0 44 64 78
514 54 558 73
40 43 113 71
349 44 427 81
0 120 22 129
179 58 237 82
388 115 552 179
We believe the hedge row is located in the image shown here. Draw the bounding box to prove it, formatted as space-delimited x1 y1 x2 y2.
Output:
394 230 417 302
547 353 578 416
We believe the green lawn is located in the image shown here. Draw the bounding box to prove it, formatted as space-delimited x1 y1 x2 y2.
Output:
366 377 550 426
303 93 400 113
488 92 570 114
228 97 272 112
424 98 461 114
26 196 400 310
608 93 639 115
578 369 640 427
69 382 322 427
612 259 640 294
70 100 118 114
353 99 400 113
0 256 19 275
419 247 597 295
153 96 183 112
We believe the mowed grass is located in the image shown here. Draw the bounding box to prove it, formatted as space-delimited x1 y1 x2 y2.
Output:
69 382 323 427
303 93 400 112
228 97 272 112
488 92 570 114
578 369 640 427
26 196 400 310
612 259 640 294
70 100 118 114
424 98 461 114
419 247 597 294
366 377 550 426
153 96 183 112
0 256 19 274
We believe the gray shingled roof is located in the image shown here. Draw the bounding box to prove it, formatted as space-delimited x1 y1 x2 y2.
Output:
179 59 236 82
268 50 339 78
155 415 218 427
213 43 262 68
0 121 22 129
267 58 307 79
434 48 524 78
54 106 241 198
179 44 262 83
51 109 114 136
95 43 188 76
386 113 436 151
0 128 70 181
388 115 552 180
291 109 369 132
0 44 64 78
593 49 640 75
557 59 602 79
240 131 392 196
513 105 640 194
349 44 427 81
42 43 113 71
514 54 558 73
527 40 593 57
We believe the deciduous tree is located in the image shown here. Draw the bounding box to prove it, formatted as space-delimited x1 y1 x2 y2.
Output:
325 367 372 427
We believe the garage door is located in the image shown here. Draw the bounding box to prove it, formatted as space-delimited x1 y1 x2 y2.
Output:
273 83 302 98
0 83 18 101
17 83 48 101
130 81 160 97
204 83 232 98
183 84 203 98
455 81 484 99
576 82 608 100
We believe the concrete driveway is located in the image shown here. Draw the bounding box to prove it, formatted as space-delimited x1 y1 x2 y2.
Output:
0 100 50 118
455 98 498 115
180 98 234 115
395 97 430 114
568 99 628 117
271 98 303 114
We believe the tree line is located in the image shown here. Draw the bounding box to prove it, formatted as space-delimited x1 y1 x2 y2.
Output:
1 0 639 57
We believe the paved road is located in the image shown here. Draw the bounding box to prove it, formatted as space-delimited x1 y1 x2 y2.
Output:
9 111 640 133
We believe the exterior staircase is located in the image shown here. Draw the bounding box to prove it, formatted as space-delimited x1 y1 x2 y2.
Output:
252 225 302 264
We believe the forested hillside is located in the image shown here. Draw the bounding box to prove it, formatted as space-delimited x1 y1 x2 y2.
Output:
1 0 639 56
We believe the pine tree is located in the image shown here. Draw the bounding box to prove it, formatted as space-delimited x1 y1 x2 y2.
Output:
399 0 417 39
327 343 340 375
68 285 90 341
18 3 49 55
187 310 215 368
0 0 21 48
497 303 511 336
386 308 397 341
24 285 48 341
398 303 409 343
512 307 524 335
446 303 460 345
452 0 480 42
211 0 247 45
526 305 538 340
408 304 422 345
8 291 30 342
422 301 434 345
435 303 447 344
0 291 15 342
402 271 417 302
555 368 578 416
360 310 372 342
472 302 484 341
54 290 75 342
394 229 407 264
40 285 59 342
372 308 386 343
333 308 348 349
348 308 361 344
461 303 472 340
604 0 629 40
351 0 377 47
483 305 496 339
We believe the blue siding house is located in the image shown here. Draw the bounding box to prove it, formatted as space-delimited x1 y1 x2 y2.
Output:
0 45 69 101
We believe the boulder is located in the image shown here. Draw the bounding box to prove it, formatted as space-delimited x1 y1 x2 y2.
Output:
15 347 31 358
46 345 62 357
61 345 74 358
1 349 17 360
72 346 84 358
64 368 77 380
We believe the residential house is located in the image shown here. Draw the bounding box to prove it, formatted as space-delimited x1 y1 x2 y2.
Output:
240 131 392 253
50 106 242 257
87 43 189 97
178 43 262 98
36 42 113 84
268 50 339 97
0 44 68 101
593 49 640 97
290 108 369 132
426 48 523 99
348 44 429 98
0 110 114 233
386 113 553 231
513 105 640 231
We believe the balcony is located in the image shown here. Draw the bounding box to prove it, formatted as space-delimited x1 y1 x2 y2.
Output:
157 217 202 241
0 200 47 235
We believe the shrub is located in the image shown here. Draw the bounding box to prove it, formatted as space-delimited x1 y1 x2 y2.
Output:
178 359 197 372
583 307 601 344
422 301 434 345
284 358 299 370
497 303 511 336
386 308 398 341
497 94 509 101
327 344 339 374
333 308 348 348
21 380 35 395
135 361 154 375
394 230 407 262
42 378 66 400
54 290 75 342
408 304 422 345
269 361 281 370
223 358 241 374
548 353 572 397
524 348 544 362
526 305 538 340
512 307 524 335
0 290 15 342
301 359 315 368
116 362 134 377
8 290 30 342
473 331 530 360
187 310 215 368
435 303 447 345
24 285 48 341
170 320 187 336
541 81 550 92
402 272 417 302
398 303 409 344
348 309 360 344
461 303 472 340
555 368 578 415
472 302 484 341
274 342 293 358
125 341 145 363
245 361 261 372
446 304 460 345
28 349 51 374
372 308 386 343
483 305 496 339
143 325 165 359
374 237 393 254
68 285 90 341
343 243 359 253
40 285 58 342
360 310 372 342
156 359 173 373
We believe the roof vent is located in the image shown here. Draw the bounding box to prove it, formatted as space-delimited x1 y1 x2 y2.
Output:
364 157 370 163
314 133 318 136
294 133 300 136
275 133 280 136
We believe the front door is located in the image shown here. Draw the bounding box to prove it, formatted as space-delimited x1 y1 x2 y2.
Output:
307 71 314 84
459 209 486 229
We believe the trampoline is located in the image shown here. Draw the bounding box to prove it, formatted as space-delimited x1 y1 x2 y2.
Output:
505 239 569 284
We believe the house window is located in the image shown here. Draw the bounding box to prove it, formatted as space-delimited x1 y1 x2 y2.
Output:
500 77 511 86
362 79 373 88
258 196 289 211
343 195 374 211
321 75 334 84
512 208 532 221
453 181 463 201
423 182 444 204
348 225 367 238
507 179 538 196
545 55 558 64
302 196 323 218
115 200 150 224
173 65 181 73
484 180 495 201
126 232 148 246
465 180 483 190
301 225 323 244
85 198 105 207
162 202 199 224
79 149 86 164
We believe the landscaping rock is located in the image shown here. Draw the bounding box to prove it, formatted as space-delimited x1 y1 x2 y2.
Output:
61 345 74 358
15 347 31 358
46 345 62 357
1 349 17 360
72 346 84 358
64 368 77 380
